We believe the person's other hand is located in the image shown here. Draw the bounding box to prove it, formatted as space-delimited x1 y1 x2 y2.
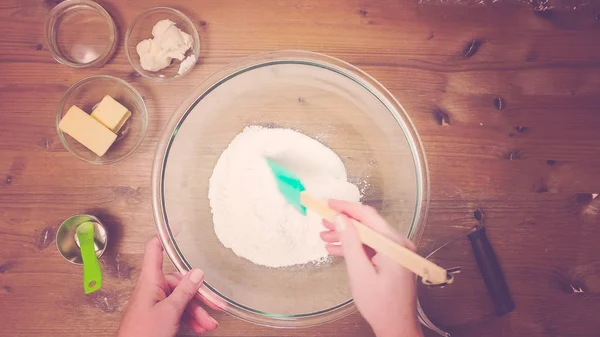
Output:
117 237 219 337
320 200 423 337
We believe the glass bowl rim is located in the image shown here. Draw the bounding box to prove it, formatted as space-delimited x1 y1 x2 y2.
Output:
44 0 117 68
151 50 430 327
124 6 201 82
56 75 148 165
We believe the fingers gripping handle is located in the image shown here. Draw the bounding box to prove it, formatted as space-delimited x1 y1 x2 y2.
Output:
301 192 450 285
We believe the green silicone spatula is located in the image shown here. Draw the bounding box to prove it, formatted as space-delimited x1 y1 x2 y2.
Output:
76 221 102 294
266 158 452 286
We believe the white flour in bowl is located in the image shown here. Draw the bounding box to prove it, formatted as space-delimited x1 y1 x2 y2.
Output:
209 125 361 268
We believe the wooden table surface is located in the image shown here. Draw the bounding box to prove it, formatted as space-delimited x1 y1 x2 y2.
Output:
2 0 600 336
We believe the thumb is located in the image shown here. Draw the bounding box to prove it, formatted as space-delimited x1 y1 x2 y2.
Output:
162 269 204 317
336 215 375 279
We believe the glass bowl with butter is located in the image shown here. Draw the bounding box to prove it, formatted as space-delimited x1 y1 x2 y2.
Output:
125 7 200 81
56 75 148 165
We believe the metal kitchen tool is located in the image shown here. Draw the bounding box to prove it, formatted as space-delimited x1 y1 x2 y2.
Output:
469 209 515 316
417 208 515 336
56 214 108 264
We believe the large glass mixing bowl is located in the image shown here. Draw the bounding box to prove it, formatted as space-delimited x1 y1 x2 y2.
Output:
152 51 430 327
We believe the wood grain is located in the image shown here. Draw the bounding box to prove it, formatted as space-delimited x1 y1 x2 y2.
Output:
1 0 600 336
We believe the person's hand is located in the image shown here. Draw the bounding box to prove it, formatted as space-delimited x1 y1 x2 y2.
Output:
117 237 219 337
320 200 423 337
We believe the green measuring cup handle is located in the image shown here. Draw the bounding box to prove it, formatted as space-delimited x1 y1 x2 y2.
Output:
78 222 103 294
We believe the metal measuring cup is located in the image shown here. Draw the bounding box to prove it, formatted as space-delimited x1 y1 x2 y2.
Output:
417 208 515 336
56 214 108 264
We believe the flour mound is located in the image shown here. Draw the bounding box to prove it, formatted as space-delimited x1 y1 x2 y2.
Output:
208 126 361 268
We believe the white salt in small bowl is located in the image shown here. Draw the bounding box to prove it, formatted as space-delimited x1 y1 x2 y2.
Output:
125 7 200 81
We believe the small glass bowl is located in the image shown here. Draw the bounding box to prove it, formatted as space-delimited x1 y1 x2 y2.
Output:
125 7 200 81
45 0 117 68
56 75 148 165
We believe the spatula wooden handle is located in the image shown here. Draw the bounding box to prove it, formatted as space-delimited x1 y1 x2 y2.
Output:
301 192 449 285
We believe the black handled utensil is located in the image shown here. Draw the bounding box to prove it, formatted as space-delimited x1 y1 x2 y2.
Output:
469 209 515 317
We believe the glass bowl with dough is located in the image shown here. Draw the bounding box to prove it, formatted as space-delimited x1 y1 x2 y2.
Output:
125 7 200 81
152 51 430 327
